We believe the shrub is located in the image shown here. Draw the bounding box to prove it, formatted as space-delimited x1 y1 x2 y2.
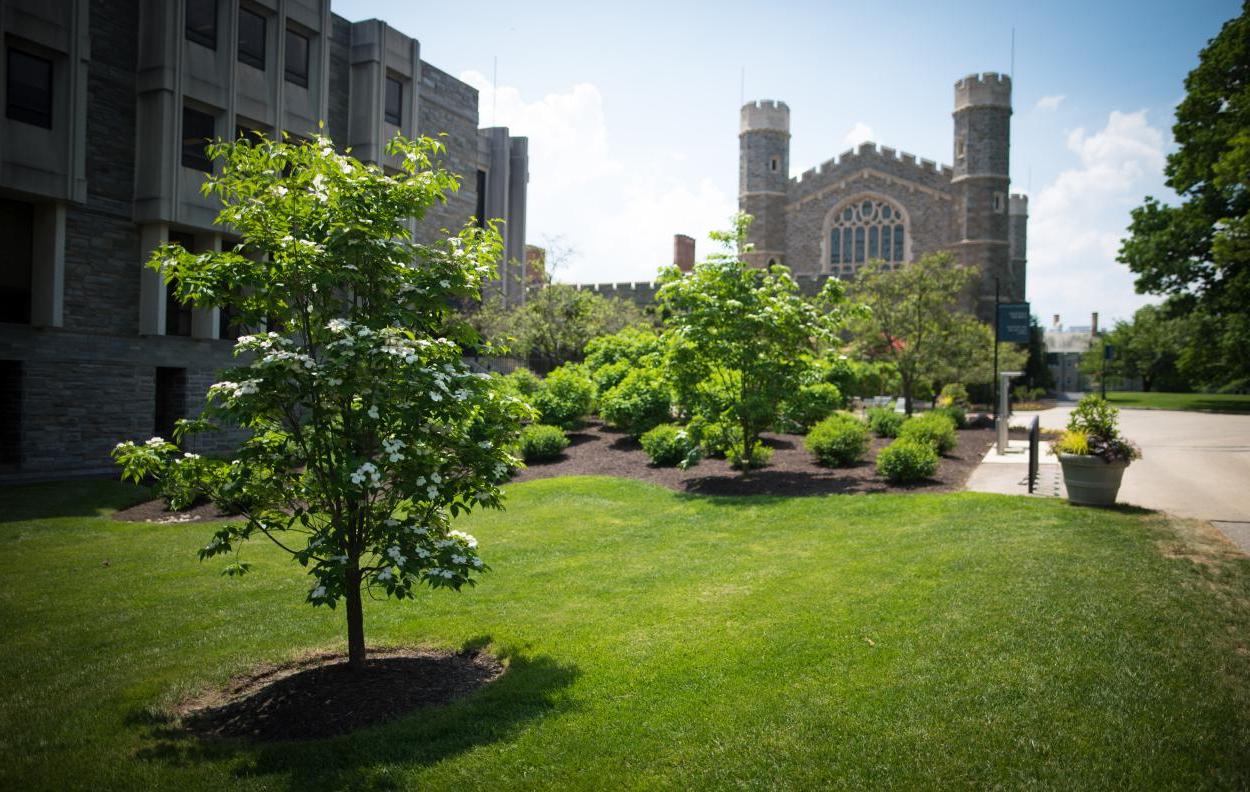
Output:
686 414 740 458
501 367 543 398
867 406 905 438
933 404 968 429
1053 429 1090 455
519 424 569 462
805 412 870 466
1060 394 1140 462
898 411 958 454
782 383 844 431
727 441 773 470
937 383 970 408
590 358 633 394
599 368 672 437
584 326 664 372
876 438 940 483
532 363 595 428
640 423 698 467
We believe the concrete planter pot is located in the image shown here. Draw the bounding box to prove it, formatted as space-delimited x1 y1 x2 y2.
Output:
1057 453 1130 507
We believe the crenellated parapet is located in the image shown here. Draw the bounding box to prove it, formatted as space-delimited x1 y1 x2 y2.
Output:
954 72 1012 111
740 100 790 135
788 140 954 202
1009 193 1028 216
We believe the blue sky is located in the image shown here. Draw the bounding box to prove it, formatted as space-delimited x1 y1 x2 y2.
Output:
336 0 1241 327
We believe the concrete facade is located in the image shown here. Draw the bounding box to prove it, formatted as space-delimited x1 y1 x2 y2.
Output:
739 73 1027 321
0 0 528 479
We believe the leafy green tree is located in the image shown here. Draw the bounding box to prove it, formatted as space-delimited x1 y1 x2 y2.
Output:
1023 315 1056 393
1118 3 1250 390
656 214 855 470
470 284 651 371
849 252 987 414
1078 305 1189 392
113 133 530 671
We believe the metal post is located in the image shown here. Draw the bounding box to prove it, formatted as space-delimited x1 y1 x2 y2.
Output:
992 277 1000 422
1100 336 1107 399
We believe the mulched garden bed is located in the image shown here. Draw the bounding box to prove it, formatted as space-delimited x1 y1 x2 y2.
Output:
176 647 504 742
112 498 234 524
513 420 996 497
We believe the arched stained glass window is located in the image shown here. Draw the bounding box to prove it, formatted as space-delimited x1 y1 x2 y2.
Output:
828 196 907 273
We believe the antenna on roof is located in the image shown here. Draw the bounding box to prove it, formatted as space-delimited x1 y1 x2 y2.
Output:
492 56 498 126
1010 27 1015 80
740 66 745 106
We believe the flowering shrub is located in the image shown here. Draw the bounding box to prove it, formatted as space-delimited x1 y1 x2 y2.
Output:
599 368 672 437
1054 395 1141 463
876 438 939 483
518 424 569 462
804 413 870 466
898 412 958 454
866 407 906 438
640 423 698 467
532 363 596 428
111 132 530 670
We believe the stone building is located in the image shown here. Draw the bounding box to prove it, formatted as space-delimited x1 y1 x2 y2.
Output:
739 73 1027 321
0 0 528 479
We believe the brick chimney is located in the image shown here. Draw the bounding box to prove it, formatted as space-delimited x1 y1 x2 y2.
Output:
1091 312 1099 335
673 234 695 272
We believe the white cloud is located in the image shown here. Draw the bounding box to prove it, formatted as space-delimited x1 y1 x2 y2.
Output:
843 121 874 148
1035 94 1066 111
460 71 734 284
1028 110 1166 324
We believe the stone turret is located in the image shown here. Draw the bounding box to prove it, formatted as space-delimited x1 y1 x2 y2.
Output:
952 73 1014 319
1008 193 1028 306
739 100 789 267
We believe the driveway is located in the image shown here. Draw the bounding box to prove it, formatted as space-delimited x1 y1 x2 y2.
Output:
1015 403 1250 522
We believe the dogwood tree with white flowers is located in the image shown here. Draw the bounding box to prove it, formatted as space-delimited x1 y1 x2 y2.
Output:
113 131 531 670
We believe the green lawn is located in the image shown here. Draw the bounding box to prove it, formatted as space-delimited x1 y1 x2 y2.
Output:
2 477 1249 790
1106 390 1250 413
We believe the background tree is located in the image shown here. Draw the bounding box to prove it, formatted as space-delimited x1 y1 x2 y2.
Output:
470 284 650 372
656 214 854 470
849 252 982 414
1118 2 1250 391
1022 315 1056 394
1078 305 1190 392
113 133 530 671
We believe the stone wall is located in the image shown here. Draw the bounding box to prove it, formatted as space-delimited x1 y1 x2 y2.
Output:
416 60 480 244
571 273 839 308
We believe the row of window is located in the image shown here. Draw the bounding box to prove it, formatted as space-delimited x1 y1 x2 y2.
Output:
6 48 53 129
187 0 311 87
830 224 906 266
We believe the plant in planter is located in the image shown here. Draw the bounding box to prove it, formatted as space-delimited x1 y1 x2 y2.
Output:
1052 395 1141 506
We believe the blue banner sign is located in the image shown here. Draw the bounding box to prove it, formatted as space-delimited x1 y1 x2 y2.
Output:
996 302 1030 343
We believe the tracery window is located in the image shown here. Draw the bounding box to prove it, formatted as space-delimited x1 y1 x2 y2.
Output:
828 197 907 273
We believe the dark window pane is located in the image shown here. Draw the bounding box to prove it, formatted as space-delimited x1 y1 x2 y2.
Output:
893 224 904 261
0 200 34 324
166 233 195 336
868 226 879 259
185 0 217 49
475 169 487 227
238 7 266 69
0 360 22 468
882 224 892 261
842 228 852 264
385 76 403 125
181 106 215 170
830 228 841 264
155 367 188 439
854 227 865 263
284 28 309 87
6 50 53 128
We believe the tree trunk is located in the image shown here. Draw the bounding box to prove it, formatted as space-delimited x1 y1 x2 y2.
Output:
344 565 366 671
902 374 914 416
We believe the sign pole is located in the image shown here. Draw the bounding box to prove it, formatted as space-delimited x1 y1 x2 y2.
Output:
993 278 1000 423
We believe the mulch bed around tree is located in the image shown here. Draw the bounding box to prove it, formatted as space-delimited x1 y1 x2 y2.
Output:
513 420 996 497
111 498 233 524
176 647 504 742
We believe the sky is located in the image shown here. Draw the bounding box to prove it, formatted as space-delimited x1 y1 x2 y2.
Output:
336 0 1241 328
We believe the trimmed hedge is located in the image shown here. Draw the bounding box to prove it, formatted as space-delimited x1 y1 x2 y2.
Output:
519 424 569 462
532 364 596 428
898 412 958 454
640 423 697 467
599 369 672 437
782 382 844 431
805 412 870 466
867 406 906 438
876 438 939 483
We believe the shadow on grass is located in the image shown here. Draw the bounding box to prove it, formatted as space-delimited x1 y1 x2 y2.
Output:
129 638 579 789
0 478 150 522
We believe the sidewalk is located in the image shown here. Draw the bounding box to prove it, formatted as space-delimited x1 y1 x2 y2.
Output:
965 436 1064 498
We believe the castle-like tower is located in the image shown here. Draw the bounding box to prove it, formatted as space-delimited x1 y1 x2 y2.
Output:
737 72 1026 321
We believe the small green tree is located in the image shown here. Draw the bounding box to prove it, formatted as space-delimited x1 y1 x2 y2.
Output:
113 132 531 671
849 252 980 414
1079 305 1190 392
656 214 855 470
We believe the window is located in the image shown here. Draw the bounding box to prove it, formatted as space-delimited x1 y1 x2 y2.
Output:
828 196 907 272
956 138 966 160
237 7 266 69
0 200 34 324
993 192 1005 213
0 360 21 469
385 76 403 125
6 49 53 128
475 169 487 227
219 301 242 340
284 28 309 87
181 105 215 170
154 367 187 440
185 0 217 49
165 233 194 336
769 155 780 173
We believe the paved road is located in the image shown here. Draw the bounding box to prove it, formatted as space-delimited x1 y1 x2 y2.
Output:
1015 404 1250 522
